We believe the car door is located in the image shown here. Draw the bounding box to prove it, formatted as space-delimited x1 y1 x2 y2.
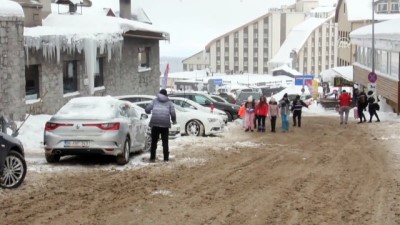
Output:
127 107 145 150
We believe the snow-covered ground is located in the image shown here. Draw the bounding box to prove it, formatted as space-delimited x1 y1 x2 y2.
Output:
6 88 399 174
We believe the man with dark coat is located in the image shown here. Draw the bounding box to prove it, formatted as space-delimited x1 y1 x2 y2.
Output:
291 95 308 127
357 90 368 124
145 89 176 162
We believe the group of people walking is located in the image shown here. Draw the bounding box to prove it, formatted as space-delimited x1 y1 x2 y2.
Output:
337 88 380 125
238 93 309 133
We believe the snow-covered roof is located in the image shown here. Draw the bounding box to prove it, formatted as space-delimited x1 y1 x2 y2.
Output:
346 0 400 22
310 6 336 13
268 15 333 66
24 2 169 62
350 18 400 51
320 66 353 83
0 0 24 17
271 64 302 75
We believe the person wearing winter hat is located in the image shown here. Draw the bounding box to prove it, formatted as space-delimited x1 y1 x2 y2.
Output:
255 95 268 132
338 90 352 124
290 95 309 127
145 89 177 162
268 97 279 132
367 90 380 122
279 93 290 132
244 95 256 132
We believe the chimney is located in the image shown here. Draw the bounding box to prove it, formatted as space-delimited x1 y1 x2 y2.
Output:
119 0 131 19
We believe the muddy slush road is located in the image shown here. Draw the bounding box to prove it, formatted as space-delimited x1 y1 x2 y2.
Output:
2 116 400 225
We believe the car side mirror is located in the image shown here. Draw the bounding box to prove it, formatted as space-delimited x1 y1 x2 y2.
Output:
140 114 148 120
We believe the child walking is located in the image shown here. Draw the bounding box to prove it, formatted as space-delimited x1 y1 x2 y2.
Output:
256 96 268 132
268 97 279 132
244 96 256 132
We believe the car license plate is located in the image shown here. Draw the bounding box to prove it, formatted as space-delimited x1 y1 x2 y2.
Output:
64 140 90 147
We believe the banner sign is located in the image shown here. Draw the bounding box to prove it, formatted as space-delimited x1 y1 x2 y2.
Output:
333 77 353 87
294 75 314 86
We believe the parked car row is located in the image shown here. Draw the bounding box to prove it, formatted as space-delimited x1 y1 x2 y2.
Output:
41 93 230 166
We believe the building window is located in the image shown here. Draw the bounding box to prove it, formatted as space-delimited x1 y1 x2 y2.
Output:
95 58 104 87
138 47 150 69
25 65 40 100
377 3 388 13
391 2 399 12
63 60 78 94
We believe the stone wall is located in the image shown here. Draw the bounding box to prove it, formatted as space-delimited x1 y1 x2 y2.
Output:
26 36 161 114
0 15 26 120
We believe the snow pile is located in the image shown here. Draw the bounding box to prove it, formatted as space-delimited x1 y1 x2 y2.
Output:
0 0 24 17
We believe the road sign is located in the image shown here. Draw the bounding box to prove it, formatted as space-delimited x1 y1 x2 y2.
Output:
213 79 223 85
368 83 376 92
368 72 377 83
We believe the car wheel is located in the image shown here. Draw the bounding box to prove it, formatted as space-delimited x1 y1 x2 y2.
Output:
45 153 60 163
224 111 233 122
0 150 27 189
116 138 130 165
185 120 204 136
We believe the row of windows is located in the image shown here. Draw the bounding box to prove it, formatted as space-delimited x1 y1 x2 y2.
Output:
355 46 399 79
377 2 400 13
25 47 151 100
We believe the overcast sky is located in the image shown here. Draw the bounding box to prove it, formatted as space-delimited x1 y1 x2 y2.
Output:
134 0 336 58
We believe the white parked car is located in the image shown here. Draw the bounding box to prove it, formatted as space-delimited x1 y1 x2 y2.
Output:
114 94 155 103
169 97 228 124
43 96 149 165
117 96 181 140
135 101 225 136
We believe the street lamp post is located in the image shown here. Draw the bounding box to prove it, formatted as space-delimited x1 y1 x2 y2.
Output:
372 0 375 73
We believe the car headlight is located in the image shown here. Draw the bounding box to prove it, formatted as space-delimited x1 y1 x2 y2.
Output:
208 118 218 123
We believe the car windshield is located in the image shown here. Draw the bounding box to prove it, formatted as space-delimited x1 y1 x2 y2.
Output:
55 97 117 119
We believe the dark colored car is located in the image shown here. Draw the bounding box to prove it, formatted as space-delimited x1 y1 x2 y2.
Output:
0 132 27 188
236 92 262 105
169 92 240 121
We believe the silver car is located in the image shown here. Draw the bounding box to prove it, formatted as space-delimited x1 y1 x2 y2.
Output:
43 96 149 165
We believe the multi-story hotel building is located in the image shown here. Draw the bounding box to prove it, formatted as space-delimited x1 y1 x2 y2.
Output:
268 6 338 76
204 0 320 75
182 51 209 72
335 0 400 67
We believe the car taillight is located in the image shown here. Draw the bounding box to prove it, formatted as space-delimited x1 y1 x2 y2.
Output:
45 122 73 131
210 104 215 113
83 122 120 130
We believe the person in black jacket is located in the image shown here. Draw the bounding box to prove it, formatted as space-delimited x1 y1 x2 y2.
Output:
291 95 308 127
145 89 177 162
367 90 380 122
357 90 368 124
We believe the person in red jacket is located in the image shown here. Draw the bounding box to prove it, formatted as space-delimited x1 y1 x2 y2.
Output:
338 90 352 125
256 95 269 132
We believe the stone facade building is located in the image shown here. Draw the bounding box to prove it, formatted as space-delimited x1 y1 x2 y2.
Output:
0 2 26 120
0 0 168 119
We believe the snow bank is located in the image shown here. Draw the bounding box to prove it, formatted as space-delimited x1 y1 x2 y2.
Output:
0 0 24 17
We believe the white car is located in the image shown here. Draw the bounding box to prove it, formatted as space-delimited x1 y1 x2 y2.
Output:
117 97 181 140
114 94 155 103
43 96 149 165
169 97 228 124
135 101 225 136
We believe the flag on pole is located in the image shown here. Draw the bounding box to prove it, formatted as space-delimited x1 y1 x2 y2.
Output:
163 64 169 89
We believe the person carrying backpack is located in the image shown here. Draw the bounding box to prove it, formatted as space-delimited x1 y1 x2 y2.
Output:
367 90 380 122
357 90 367 124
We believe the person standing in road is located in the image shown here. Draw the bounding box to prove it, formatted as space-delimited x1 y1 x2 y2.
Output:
338 90 352 125
291 95 308 127
256 96 268 132
268 97 279 133
367 90 380 123
357 90 368 124
244 96 256 132
279 93 290 132
145 89 176 162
